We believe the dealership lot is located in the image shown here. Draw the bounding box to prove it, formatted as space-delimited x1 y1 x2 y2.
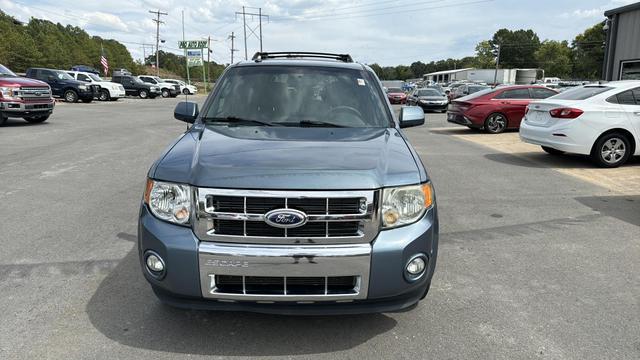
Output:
1 99 638 359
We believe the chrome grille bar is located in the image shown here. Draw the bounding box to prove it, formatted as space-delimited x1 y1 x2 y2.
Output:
194 188 379 245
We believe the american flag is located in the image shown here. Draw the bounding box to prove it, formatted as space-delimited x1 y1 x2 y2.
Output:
100 45 109 76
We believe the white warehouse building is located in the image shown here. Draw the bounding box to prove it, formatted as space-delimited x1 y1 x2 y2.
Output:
424 68 539 84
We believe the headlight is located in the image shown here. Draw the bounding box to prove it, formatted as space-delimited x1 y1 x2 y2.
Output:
144 179 192 225
381 183 433 228
78 85 87 90
0 86 18 99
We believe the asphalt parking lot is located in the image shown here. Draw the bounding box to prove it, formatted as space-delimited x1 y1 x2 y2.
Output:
1 98 639 359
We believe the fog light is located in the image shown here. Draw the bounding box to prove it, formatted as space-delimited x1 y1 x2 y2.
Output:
405 254 427 281
146 253 165 272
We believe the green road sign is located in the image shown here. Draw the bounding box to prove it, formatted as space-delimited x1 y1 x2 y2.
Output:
179 40 208 49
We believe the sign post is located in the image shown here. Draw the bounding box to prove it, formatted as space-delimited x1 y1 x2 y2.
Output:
180 40 209 91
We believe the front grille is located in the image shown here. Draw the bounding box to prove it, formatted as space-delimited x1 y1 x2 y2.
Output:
19 87 51 100
214 275 358 295
195 189 378 244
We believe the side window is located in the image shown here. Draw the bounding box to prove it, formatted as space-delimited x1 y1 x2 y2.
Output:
632 88 640 104
530 88 557 99
41 70 54 80
495 88 531 99
77 74 90 82
615 90 636 105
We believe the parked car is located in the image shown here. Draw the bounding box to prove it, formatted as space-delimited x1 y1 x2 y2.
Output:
67 71 125 101
408 88 449 112
520 81 640 167
0 64 55 125
447 85 558 133
163 79 198 95
111 74 161 99
137 75 180 98
25 68 98 103
448 84 490 101
139 51 437 314
387 87 407 104
70 65 100 75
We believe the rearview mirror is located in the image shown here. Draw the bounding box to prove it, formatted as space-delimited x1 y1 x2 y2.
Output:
399 106 425 128
174 101 199 124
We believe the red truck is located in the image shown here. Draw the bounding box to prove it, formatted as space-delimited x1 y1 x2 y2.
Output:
0 64 55 126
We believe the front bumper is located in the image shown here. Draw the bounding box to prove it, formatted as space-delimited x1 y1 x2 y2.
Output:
388 98 406 104
138 204 438 314
0 100 54 117
418 102 448 111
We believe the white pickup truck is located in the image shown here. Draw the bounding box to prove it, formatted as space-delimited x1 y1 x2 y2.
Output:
67 71 126 101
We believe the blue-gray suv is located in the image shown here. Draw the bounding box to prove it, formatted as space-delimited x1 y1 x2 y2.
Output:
139 52 438 314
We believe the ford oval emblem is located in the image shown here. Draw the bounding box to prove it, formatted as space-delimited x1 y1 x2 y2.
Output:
264 209 308 229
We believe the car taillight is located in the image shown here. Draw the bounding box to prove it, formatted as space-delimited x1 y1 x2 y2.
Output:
549 108 583 119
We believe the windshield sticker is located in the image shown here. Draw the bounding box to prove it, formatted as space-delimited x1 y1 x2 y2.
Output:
357 78 365 86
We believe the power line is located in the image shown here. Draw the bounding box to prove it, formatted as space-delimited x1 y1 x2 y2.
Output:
236 6 269 60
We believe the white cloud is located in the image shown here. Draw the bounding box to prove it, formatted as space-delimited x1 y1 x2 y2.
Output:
82 12 129 32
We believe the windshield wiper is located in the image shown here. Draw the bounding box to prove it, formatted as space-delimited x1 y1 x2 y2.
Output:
203 116 275 127
296 120 346 128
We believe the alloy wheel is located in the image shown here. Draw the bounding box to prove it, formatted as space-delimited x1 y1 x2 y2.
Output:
485 114 507 133
600 138 626 165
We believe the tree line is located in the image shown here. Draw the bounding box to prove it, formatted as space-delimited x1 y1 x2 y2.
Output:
0 10 225 81
369 23 606 81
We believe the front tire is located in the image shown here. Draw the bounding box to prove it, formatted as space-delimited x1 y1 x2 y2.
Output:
99 89 110 101
484 113 508 134
591 133 631 168
139 89 149 99
23 114 50 123
161 88 170 98
64 90 79 103
182 88 190 95
542 146 565 155
0 113 8 126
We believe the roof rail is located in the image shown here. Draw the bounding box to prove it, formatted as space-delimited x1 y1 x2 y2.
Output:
252 52 353 63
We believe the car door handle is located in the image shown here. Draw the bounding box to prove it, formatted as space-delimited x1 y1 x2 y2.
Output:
501 101 511 104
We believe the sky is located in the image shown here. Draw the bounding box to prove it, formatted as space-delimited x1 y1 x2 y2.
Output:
0 0 636 66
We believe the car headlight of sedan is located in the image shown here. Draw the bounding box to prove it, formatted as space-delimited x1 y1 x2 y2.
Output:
144 179 192 225
381 183 433 228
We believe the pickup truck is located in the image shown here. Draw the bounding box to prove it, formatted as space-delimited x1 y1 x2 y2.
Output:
67 71 126 101
25 68 98 103
137 75 180 98
112 74 161 99
139 52 439 314
0 64 55 125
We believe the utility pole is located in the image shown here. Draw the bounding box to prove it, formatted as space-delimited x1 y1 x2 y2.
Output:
149 9 168 76
493 44 501 86
182 10 190 85
228 32 239 63
235 7 269 60
205 36 211 92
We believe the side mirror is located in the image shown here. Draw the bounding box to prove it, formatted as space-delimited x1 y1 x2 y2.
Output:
174 101 199 123
399 106 425 128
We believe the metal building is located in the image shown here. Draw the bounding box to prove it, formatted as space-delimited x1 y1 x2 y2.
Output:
603 2 640 80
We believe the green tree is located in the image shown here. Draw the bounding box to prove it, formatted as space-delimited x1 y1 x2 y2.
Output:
368 63 384 79
534 40 572 78
473 40 495 68
490 29 541 68
571 22 605 80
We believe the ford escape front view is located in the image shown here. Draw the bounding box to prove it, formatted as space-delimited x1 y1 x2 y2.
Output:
138 52 439 315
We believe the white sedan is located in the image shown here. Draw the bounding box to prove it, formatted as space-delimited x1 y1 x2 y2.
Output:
163 79 198 95
520 81 640 167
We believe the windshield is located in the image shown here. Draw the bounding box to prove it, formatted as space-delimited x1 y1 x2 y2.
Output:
54 71 74 80
0 64 17 77
468 85 490 93
388 88 403 93
416 89 442 97
133 77 146 84
204 65 391 128
89 74 103 82
551 86 612 100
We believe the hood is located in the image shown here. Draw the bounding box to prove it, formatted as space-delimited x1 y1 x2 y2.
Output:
0 76 49 87
419 96 446 101
152 126 423 190
388 92 406 96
